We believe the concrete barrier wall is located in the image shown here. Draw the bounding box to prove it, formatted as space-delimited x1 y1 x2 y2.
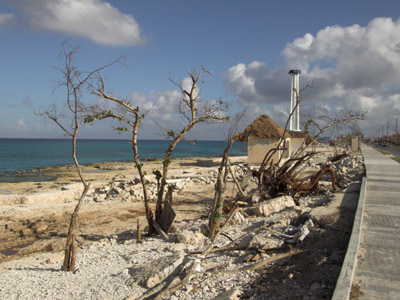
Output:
332 177 366 300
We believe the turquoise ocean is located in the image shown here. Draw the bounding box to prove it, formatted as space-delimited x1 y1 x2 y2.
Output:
0 138 247 175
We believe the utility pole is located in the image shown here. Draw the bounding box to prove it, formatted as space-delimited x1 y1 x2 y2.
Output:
387 120 389 143
396 118 398 144
288 69 301 131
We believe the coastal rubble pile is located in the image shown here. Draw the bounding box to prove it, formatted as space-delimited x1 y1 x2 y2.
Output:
0 150 365 300
333 153 365 187
87 163 248 204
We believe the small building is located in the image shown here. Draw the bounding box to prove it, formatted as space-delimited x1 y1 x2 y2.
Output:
235 115 289 165
235 115 306 165
351 136 359 152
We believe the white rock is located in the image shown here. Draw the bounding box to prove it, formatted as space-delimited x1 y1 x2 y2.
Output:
251 196 295 217
177 230 206 245
229 211 245 225
174 180 187 190
94 194 106 202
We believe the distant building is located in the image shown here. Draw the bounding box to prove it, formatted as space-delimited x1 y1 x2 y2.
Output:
235 115 306 165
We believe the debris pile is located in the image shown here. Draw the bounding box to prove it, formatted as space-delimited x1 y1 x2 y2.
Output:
0 149 365 300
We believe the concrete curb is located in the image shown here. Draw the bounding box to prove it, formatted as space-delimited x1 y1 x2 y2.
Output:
332 176 366 300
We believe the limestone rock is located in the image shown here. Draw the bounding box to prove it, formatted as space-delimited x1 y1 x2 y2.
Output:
126 254 184 288
94 193 106 202
229 211 245 225
250 196 295 217
177 229 206 246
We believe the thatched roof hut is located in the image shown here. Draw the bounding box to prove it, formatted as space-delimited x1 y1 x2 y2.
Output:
235 115 289 142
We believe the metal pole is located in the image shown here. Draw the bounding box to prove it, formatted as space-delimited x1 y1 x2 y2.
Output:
387 121 389 143
288 70 301 131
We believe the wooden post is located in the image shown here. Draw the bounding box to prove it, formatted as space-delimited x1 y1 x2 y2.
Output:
137 218 142 243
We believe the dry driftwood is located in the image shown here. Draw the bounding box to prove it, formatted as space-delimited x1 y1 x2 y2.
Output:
286 164 340 193
244 244 292 262
229 249 302 273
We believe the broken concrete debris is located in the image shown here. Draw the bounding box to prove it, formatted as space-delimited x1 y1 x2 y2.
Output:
22 150 361 299
126 254 185 288
248 196 296 217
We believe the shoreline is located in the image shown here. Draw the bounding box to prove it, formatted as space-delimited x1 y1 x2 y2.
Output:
0 139 248 175
0 153 247 177
0 155 247 195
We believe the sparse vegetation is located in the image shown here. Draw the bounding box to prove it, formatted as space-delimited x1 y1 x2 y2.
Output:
391 157 400 164
155 67 228 222
36 42 123 272
378 150 391 156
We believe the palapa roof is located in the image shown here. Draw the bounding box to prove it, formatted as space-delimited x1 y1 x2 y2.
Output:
235 115 307 142
234 115 289 142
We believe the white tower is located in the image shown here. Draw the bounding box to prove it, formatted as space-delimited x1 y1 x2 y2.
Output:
289 69 301 131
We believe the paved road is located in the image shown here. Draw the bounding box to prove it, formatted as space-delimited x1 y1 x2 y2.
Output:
352 144 400 299
368 143 400 158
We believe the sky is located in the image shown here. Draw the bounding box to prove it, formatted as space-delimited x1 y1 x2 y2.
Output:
1 0 400 141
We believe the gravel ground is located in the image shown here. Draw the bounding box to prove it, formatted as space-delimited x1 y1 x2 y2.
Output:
0 150 364 300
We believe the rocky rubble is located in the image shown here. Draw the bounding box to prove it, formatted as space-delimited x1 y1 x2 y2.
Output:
0 150 365 300
86 163 249 204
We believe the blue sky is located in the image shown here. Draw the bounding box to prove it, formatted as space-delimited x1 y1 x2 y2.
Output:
1 0 400 140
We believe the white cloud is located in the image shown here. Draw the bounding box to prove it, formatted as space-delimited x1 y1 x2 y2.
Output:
16 118 26 128
224 62 289 106
0 13 13 25
224 17 400 137
10 0 146 46
95 75 226 138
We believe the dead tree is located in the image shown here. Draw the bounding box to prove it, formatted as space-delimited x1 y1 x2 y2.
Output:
256 110 366 197
254 80 366 198
155 67 228 222
208 111 245 239
85 76 155 234
36 42 123 271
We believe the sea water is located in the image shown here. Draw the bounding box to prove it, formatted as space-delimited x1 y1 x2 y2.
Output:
0 138 247 174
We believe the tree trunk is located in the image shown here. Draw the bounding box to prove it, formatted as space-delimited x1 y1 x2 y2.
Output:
289 164 340 193
131 110 155 234
155 122 196 222
62 183 90 271
208 139 233 239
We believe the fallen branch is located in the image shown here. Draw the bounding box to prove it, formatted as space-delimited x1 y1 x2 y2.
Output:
220 232 237 245
229 249 302 273
203 207 240 257
153 262 197 300
245 245 292 262
190 263 230 293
